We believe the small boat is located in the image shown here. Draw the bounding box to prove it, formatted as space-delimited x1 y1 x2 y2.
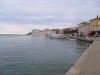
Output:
63 35 67 38
49 33 57 39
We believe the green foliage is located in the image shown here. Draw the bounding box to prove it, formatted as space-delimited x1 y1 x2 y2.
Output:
63 30 68 34
56 30 59 34
27 32 32 35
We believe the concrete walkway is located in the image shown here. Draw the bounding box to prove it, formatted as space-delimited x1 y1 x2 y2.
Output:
65 38 100 75
77 37 95 42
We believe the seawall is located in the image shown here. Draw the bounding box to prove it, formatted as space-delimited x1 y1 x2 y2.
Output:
65 38 100 75
77 37 94 42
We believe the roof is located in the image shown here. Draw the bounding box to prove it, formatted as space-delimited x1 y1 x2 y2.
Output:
90 16 100 21
63 28 72 31
78 22 90 27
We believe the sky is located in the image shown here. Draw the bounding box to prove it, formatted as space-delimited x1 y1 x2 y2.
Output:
0 0 100 34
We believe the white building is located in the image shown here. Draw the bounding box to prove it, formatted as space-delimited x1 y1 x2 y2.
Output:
78 22 90 34
32 29 40 35
44 29 52 35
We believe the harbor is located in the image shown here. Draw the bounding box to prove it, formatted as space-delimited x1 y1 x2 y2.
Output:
65 38 100 75
0 0 100 75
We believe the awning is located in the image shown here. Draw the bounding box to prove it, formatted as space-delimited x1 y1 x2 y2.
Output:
85 31 92 35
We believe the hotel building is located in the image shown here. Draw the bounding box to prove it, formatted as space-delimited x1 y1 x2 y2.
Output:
90 16 100 31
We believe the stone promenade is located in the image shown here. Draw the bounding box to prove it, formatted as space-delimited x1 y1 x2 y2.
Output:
65 38 100 75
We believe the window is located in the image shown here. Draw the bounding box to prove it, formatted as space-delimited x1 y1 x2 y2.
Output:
92 22 94 25
98 21 100 25
98 26 100 30
95 21 96 25
90 23 91 26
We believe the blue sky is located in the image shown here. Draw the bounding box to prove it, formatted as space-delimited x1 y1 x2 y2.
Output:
0 0 100 34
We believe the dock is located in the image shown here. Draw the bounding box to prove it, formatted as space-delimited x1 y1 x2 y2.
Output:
65 38 100 75
77 37 95 42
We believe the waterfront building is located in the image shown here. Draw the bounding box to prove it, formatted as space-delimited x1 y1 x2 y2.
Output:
90 15 100 31
51 29 60 34
71 27 78 30
58 29 63 34
44 29 52 35
38 30 45 35
78 22 90 34
63 28 72 31
32 29 40 35
32 29 45 35
63 27 77 31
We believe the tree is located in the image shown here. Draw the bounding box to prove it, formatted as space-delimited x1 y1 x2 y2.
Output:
27 32 32 35
56 29 59 34
63 30 68 34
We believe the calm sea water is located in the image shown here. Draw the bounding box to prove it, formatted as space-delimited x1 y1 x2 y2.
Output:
0 34 91 75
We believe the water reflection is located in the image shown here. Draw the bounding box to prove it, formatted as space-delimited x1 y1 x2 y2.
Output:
76 40 92 47
75 40 92 53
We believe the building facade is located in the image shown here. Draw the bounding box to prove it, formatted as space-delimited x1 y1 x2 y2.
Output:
78 22 90 34
44 29 52 35
32 29 40 35
90 16 100 31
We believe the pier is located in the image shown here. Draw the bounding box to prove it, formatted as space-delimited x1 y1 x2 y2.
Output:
65 38 100 75
77 37 95 42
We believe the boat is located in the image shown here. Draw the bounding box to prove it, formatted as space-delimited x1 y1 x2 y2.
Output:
49 33 58 39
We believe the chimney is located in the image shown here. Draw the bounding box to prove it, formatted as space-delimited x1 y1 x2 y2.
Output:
97 15 98 18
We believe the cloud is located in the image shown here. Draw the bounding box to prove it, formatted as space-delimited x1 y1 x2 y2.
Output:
0 0 100 34
0 22 29 34
0 22 75 34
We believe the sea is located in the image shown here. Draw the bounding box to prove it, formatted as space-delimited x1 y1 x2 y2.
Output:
0 34 91 75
